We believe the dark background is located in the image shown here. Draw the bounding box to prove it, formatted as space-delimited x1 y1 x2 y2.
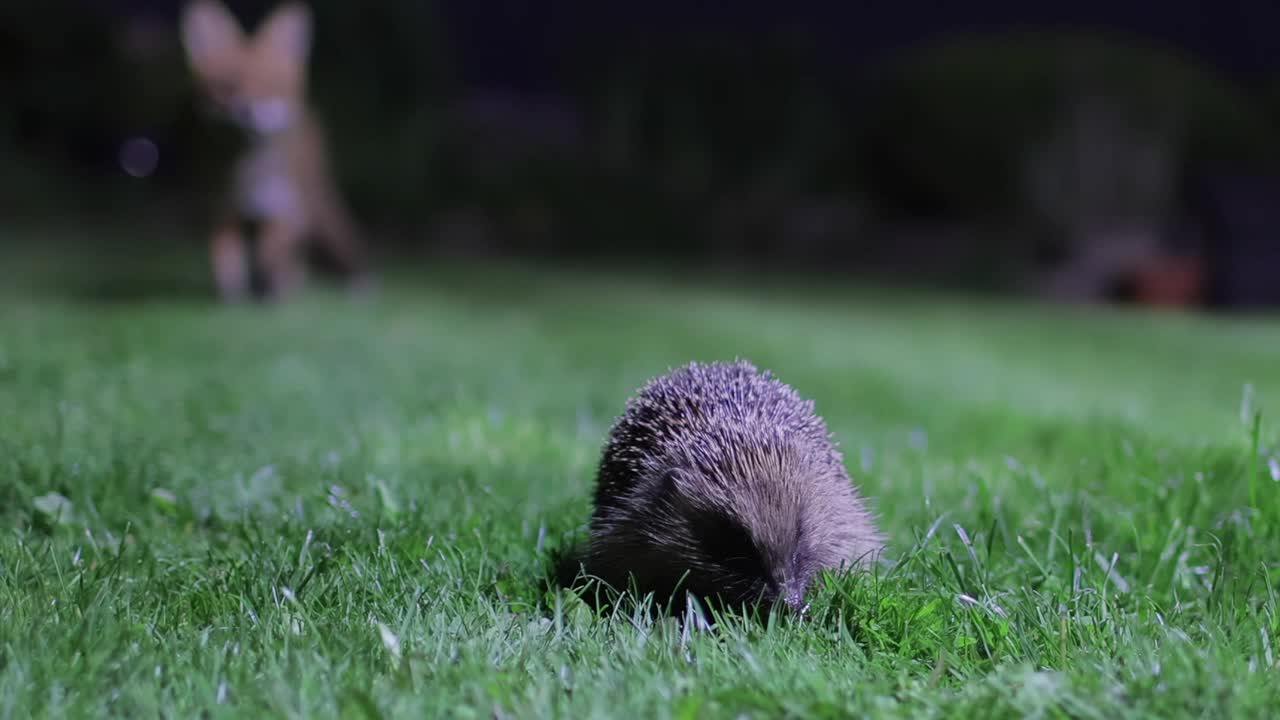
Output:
4 0 1280 306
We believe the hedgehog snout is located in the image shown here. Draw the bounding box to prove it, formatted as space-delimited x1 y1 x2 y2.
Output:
763 564 812 614
783 587 809 614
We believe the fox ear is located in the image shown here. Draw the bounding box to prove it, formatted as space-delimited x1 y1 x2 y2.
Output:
254 2 312 66
180 0 246 72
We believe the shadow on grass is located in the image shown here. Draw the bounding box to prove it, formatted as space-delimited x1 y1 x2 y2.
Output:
7 233 366 306
540 536 788 628
60 274 216 304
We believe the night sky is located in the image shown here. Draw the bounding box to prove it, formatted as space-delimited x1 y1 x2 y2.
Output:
96 0 1277 89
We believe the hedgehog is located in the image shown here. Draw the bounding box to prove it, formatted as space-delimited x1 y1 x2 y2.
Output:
565 360 884 615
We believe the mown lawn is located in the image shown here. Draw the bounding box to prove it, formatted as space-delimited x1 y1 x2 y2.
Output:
2 237 1279 718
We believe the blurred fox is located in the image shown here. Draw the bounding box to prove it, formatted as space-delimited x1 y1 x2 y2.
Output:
180 0 369 301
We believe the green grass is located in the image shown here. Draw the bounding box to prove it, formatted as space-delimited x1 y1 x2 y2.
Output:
2 238 1280 718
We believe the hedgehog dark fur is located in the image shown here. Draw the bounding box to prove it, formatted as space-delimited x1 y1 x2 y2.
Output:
574 360 884 614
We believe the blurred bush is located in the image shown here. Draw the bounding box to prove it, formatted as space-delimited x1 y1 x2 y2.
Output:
0 2 137 218
856 32 1277 245
1 3 1276 287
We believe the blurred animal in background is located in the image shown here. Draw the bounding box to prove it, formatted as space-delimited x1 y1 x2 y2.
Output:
179 0 370 302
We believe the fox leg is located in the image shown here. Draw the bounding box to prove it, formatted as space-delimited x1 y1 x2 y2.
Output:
320 226 367 278
310 199 370 277
303 207 374 298
257 220 307 301
210 220 250 302
321 226 376 296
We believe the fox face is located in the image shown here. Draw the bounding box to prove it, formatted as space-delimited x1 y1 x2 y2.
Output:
180 1 311 137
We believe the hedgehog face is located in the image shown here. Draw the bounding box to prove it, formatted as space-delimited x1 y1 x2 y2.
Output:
661 464 821 614
681 503 815 613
